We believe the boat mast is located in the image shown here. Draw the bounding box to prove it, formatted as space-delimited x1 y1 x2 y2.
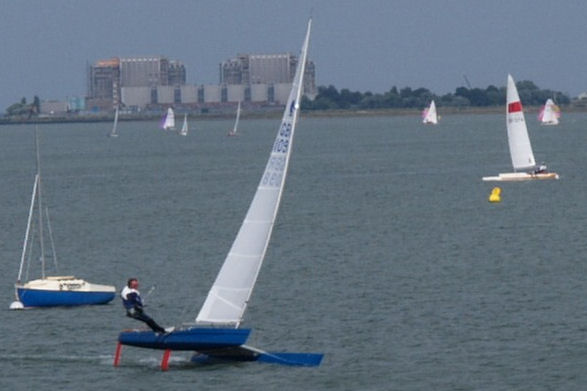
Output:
34 127 46 279
17 175 38 284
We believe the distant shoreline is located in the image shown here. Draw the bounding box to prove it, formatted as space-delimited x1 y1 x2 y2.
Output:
1 105 585 126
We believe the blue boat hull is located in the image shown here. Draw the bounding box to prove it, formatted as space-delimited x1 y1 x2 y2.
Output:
118 327 251 350
117 328 323 367
17 288 115 307
191 346 324 366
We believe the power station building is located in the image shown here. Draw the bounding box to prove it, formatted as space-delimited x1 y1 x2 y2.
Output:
87 56 186 110
86 53 315 111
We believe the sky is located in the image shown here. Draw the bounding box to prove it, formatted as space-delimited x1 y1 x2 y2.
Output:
1 0 586 111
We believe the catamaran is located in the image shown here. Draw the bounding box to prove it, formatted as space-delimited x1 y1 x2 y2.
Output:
161 108 175 131
114 20 322 370
227 101 241 136
179 114 188 136
482 75 559 182
538 98 560 125
108 106 119 138
422 100 438 124
9 128 116 309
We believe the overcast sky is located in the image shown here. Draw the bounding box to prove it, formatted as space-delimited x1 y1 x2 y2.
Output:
1 0 586 110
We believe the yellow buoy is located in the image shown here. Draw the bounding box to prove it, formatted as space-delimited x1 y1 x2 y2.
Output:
488 187 501 203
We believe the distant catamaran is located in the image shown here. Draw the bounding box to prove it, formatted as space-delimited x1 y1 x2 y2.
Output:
161 108 175 131
538 98 560 125
422 100 438 124
482 74 559 182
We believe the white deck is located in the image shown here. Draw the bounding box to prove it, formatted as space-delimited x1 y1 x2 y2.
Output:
482 172 559 182
17 277 116 293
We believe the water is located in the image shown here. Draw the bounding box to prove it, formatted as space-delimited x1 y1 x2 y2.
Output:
1 113 587 390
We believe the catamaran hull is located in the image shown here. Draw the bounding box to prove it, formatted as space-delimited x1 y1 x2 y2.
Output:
482 172 559 182
118 327 251 350
191 345 323 366
16 288 115 307
117 328 323 367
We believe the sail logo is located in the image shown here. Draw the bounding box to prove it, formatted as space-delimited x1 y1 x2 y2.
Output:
507 101 523 113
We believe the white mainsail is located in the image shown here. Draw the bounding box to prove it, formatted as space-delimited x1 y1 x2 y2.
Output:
179 114 188 136
196 20 312 327
228 101 241 136
538 98 560 125
109 106 119 137
422 100 438 124
506 74 536 171
162 108 175 130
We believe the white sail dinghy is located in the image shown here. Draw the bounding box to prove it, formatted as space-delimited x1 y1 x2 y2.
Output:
422 100 438 125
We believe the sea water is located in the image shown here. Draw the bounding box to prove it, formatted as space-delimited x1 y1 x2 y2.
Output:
1 113 587 390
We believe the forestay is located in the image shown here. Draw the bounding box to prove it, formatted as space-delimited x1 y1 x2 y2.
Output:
196 20 312 327
506 74 536 171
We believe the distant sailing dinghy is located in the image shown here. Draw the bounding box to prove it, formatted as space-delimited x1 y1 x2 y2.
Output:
115 20 322 369
482 75 559 182
161 108 175 131
422 100 438 124
538 98 560 125
10 128 116 309
108 106 119 138
227 101 241 136
179 114 188 136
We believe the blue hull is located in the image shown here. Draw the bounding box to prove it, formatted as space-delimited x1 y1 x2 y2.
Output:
118 327 251 350
17 288 115 307
191 349 324 367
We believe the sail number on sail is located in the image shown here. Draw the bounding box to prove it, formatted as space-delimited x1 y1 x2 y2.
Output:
273 122 292 153
262 156 286 187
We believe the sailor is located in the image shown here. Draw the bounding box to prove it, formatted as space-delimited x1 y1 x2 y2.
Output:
120 278 166 333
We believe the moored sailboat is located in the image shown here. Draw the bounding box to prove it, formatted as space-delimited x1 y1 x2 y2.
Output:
10 128 116 309
482 75 559 182
115 19 322 369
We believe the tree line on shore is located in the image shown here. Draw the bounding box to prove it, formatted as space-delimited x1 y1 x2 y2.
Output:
301 81 570 111
5 96 41 117
4 80 571 117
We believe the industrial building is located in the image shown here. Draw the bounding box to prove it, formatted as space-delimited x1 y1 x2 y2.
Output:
87 56 186 111
219 53 316 98
86 53 315 112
